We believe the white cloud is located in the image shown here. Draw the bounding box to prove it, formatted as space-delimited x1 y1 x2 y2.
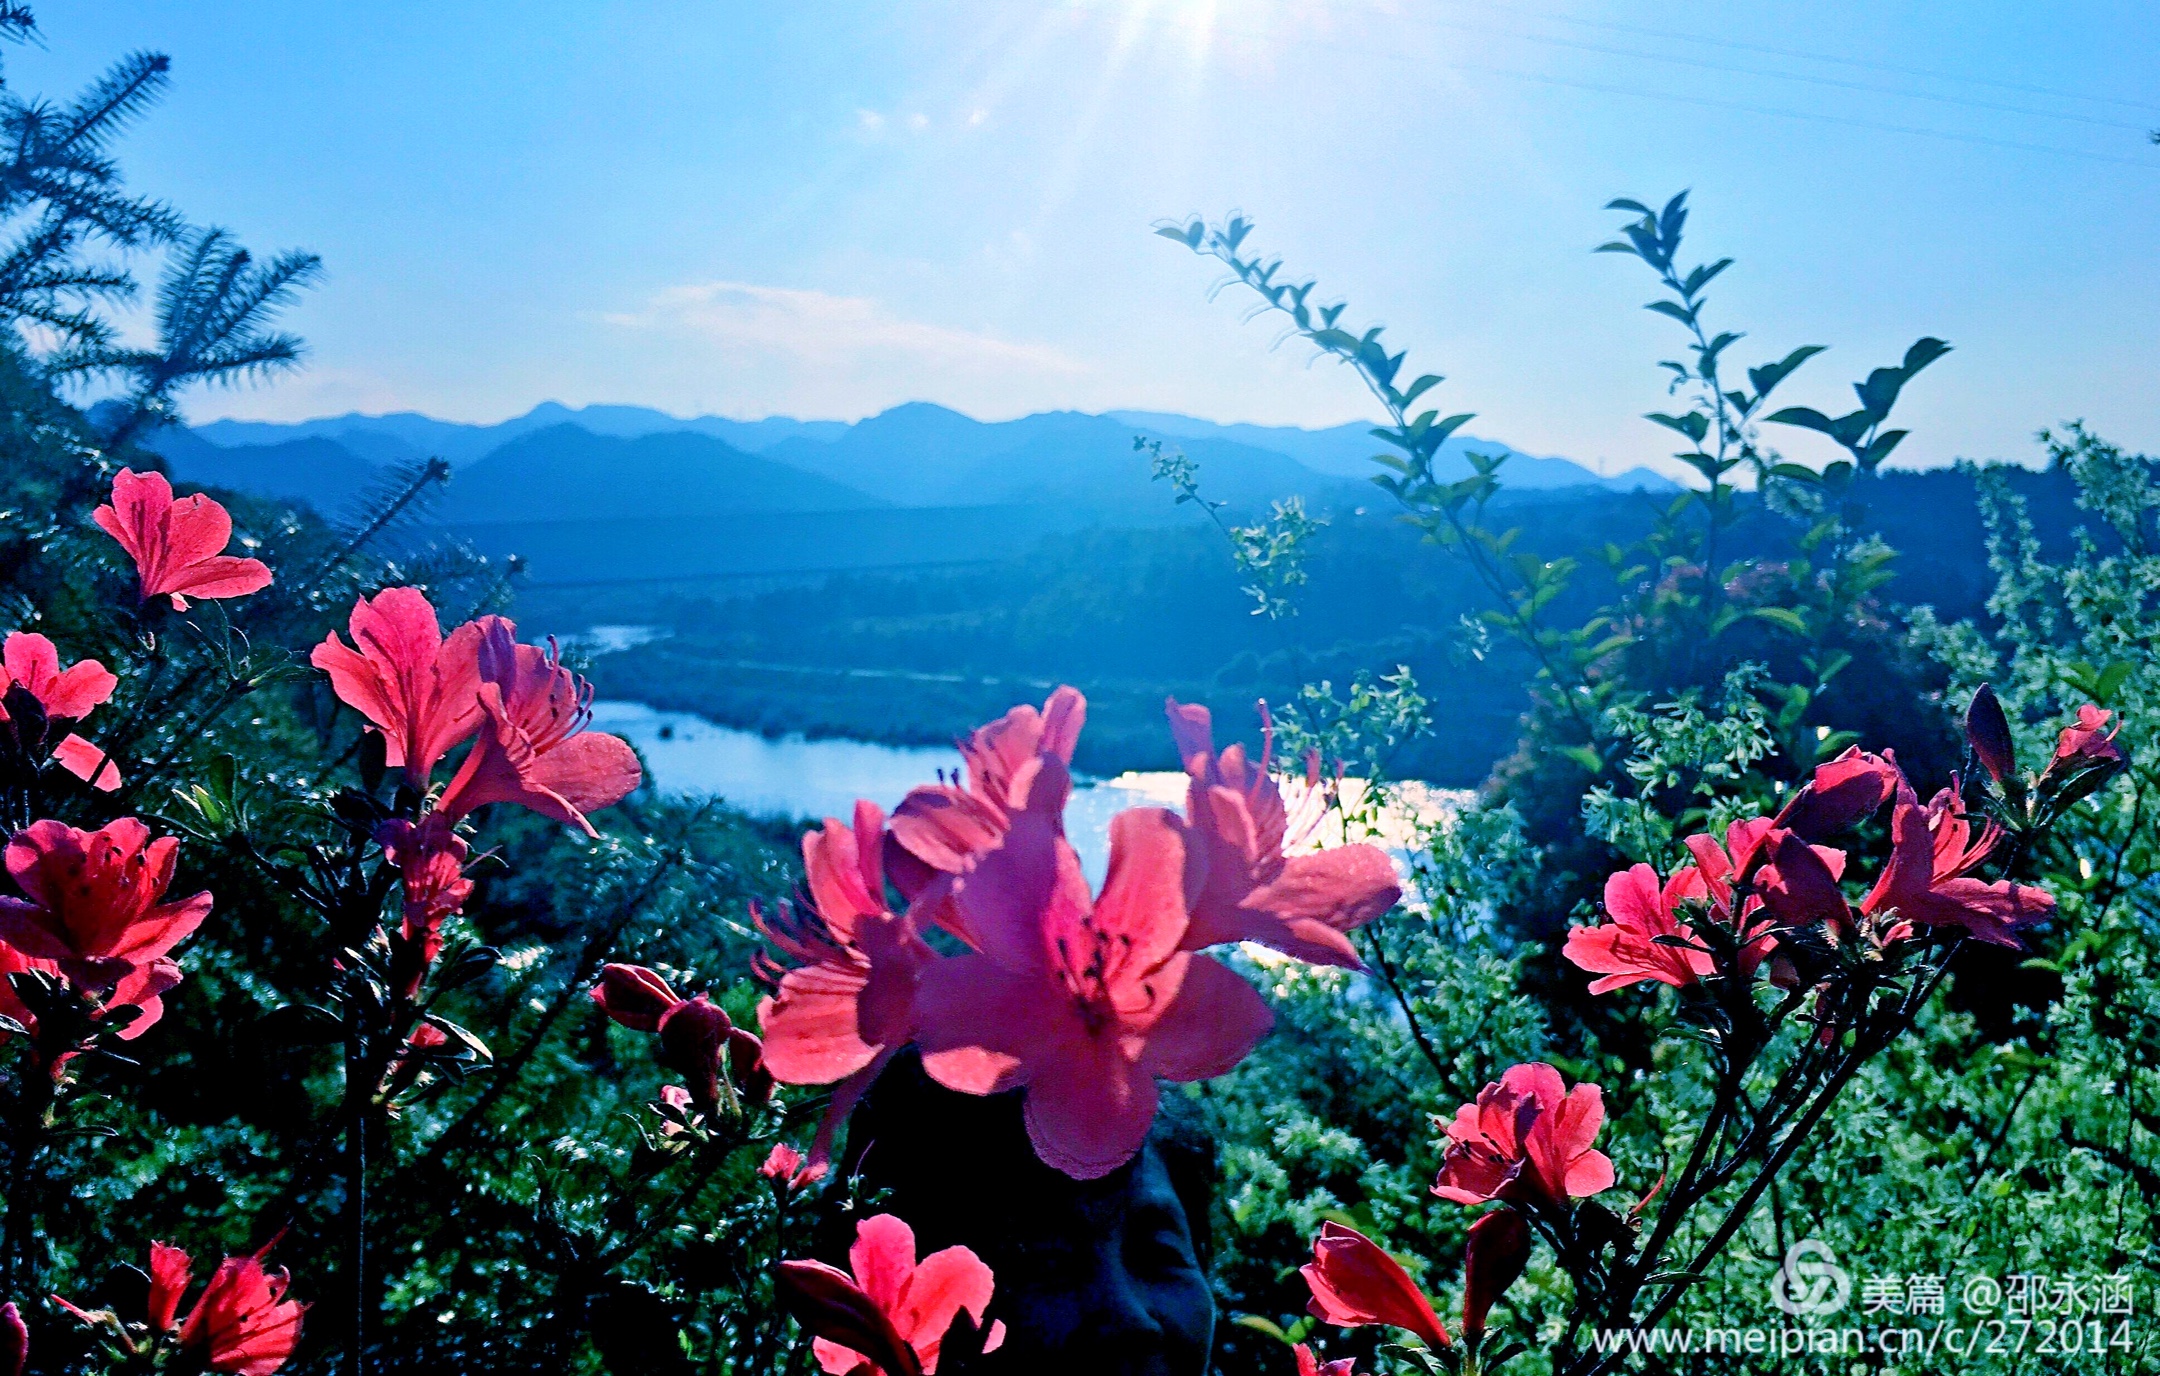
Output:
590 280 1088 419
600 281 1083 376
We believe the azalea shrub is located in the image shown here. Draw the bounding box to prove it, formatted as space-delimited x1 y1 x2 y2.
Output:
0 6 2156 1371
1149 209 2159 1376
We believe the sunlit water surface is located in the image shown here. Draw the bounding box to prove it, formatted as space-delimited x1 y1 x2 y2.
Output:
589 700 1469 885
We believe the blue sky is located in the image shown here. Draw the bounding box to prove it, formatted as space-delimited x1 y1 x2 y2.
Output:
25 1 2159 477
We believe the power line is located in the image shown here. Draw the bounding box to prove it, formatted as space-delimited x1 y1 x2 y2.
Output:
1395 10 2152 132
1452 0 2160 115
1464 61 2160 169
1062 4 2159 171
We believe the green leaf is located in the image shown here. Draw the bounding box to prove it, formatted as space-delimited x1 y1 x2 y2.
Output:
1765 405 1836 433
1751 606 1810 635
1646 411 1710 443
1557 744 1603 773
1230 1315 1292 1346
1747 344 1827 401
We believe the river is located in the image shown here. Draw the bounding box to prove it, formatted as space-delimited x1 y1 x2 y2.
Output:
588 700 1468 884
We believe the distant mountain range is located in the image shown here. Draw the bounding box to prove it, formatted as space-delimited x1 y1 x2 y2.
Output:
157 399 1669 516
145 400 1671 590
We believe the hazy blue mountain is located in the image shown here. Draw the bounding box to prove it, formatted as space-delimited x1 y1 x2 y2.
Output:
194 403 845 465
514 403 848 452
150 426 384 517
761 403 1354 510
436 424 884 524
167 400 1651 529
194 411 489 463
1107 410 1674 491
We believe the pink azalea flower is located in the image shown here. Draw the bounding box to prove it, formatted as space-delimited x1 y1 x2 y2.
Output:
1859 786 2053 947
2037 703 2128 809
0 632 117 719
1677 817 1784 977
0 632 122 790
1300 1221 1451 1351
1294 1344 1360 1376
1165 698 1400 969
93 469 273 610
2050 703 2123 773
0 939 180 1047
1563 861 1716 994
1773 746 1902 841
757 802 931 1169
1753 830 1854 934
59 1237 305 1375
1433 1063 1617 1207
760 1141 823 1189
1461 1208 1532 1341
378 815 472 957
377 815 473 996
590 963 770 1110
0 1301 22 1376
912 775 1275 1179
0 818 210 992
776 1214 1004 1376
309 589 487 784
884 687 1085 937
433 620 640 836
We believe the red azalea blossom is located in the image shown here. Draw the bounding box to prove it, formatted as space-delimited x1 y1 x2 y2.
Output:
1564 861 1716 994
310 589 488 784
93 469 273 611
659 993 773 1109
590 964 770 1110
1434 1063 1617 1207
1461 1209 1532 1340
884 686 1085 934
0 939 180 1048
1773 746 1901 841
776 1214 1004 1376
591 962 683 1032
433 620 640 836
1754 830 1855 935
1567 818 1789 995
377 815 473 992
2051 703 2123 772
177 1242 307 1375
0 1301 22 1376
0 818 209 1000
1679 818 1785 973
1293 1344 1359 1376
757 801 931 1169
59 1237 305 1375
1964 685 2017 785
383 1022 452 1100
1300 1220 1451 1351
2039 703 2127 809
1165 697 1400 969
911 773 1275 1179
1859 786 2054 947
0 632 122 790
760 1141 822 1188
652 1083 696 1135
